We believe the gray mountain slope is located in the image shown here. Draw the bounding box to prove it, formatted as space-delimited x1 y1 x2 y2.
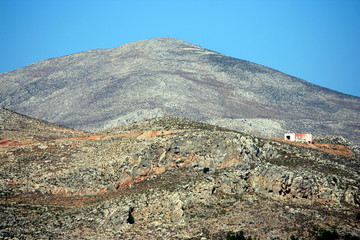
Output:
0 37 359 143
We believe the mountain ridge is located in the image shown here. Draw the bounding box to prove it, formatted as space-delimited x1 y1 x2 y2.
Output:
0 37 359 144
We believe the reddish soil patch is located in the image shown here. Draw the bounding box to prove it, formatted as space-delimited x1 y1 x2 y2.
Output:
0 139 19 145
311 143 354 158
271 137 354 158
0 139 20 150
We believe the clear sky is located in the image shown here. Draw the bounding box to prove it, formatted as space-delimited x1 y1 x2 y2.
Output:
1 0 359 97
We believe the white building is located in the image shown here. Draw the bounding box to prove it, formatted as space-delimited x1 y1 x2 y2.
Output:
284 133 312 143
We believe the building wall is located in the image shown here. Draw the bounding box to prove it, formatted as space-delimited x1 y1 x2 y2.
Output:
284 133 312 143
284 133 295 141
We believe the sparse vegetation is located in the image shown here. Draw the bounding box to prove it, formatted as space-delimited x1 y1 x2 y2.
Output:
222 231 252 240
1 110 359 239
315 229 339 240
343 235 360 240
333 176 338 183
313 227 360 240
127 207 135 224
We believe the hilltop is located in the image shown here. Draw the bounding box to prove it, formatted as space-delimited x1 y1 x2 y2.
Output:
0 107 84 150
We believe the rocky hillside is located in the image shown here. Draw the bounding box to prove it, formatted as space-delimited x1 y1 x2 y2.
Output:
0 107 84 150
0 37 359 144
1 116 359 239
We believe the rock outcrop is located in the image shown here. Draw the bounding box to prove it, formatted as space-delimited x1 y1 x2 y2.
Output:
1 117 359 239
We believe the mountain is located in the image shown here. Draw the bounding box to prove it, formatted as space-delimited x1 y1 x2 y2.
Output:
1 116 359 239
0 37 359 145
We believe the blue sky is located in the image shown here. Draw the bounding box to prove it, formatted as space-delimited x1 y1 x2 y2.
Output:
1 0 360 97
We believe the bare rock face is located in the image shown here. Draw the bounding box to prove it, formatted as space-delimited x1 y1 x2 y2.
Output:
0 117 359 239
0 37 359 145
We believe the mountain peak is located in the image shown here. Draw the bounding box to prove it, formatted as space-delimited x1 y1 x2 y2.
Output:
113 37 208 55
126 36 196 45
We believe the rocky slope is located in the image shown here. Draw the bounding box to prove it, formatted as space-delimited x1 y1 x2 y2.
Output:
0 37 359 144
0 108 84 151
1 116 359 239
